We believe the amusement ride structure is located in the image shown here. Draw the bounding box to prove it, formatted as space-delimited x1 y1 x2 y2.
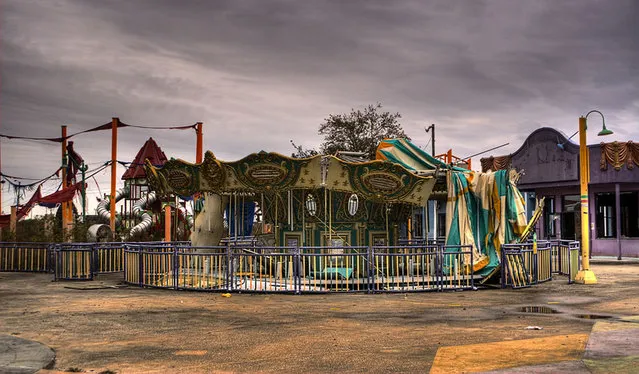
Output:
2 118 548 290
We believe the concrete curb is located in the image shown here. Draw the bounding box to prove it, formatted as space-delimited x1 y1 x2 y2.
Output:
0 335 55 374
591 258 639 265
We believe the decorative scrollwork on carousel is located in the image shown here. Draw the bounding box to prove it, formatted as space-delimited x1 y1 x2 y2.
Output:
348 162 416 202
200 151 226 190
232 151 308 191
335 192 368 222
145 159 169 197
144 158 198 197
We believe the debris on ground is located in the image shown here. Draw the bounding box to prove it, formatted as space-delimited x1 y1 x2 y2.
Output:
525 326 544 330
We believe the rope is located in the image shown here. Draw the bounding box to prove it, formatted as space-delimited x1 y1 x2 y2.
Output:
0 121 198 143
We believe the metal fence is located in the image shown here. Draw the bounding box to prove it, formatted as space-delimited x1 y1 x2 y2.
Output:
120 244 476 294
94 242 126 273
1 239 580 291
54 243 94 280
551 240 581 283
0 242 52 272
502 240 580 288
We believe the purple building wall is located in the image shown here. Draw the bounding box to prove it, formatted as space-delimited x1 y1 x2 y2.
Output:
484 127 639 258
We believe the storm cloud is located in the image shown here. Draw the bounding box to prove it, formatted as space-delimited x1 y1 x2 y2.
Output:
1 0 638 213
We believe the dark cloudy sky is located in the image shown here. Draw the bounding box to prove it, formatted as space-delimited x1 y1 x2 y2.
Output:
1 0 638 214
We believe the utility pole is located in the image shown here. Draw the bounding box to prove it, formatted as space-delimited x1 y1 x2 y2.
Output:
81 162 87 222
425 124 435 156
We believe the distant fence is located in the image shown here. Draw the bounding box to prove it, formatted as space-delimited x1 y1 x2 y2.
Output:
0 241 190 281
1 239 581 292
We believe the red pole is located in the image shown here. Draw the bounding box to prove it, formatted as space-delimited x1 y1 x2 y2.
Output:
164 204 171 242
61 125 71 240
0 138 2 240
196 122 203 163
110 118 118 233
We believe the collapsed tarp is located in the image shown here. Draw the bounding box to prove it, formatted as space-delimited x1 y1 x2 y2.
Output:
377 139 530 276
0 182 84 227
38 182 84 208
376 138 467 172
376 138 448 170
0 185 42 227
445 169 527 276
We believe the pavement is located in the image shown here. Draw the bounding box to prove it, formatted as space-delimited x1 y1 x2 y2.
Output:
2 262 639 373
429 315 639 373
0 335 55 374
5 313 638 374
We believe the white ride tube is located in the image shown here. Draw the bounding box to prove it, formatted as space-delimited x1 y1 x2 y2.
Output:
96 187 129 226
129 191 158 236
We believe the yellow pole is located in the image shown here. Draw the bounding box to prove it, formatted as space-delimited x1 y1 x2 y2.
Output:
575 116 597 284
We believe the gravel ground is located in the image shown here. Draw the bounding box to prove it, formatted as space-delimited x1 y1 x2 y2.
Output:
1 263 638 373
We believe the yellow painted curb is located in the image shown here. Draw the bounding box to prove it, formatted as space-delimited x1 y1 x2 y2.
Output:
592 320 639 333
430 334 588 374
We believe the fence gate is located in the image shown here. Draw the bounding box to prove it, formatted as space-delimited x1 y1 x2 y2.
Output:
501 247 532 289
55 243 95 280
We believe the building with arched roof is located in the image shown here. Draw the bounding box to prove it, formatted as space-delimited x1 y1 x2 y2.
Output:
481 127 639 258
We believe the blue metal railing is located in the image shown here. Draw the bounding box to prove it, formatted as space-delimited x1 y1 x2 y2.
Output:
2 238 579 291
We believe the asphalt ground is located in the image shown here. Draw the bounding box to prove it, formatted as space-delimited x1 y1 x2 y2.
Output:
1 263 638 373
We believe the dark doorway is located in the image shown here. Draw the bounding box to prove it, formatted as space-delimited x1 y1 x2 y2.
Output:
562 195 580 241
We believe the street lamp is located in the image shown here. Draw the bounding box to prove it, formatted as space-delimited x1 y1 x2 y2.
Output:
575 110 613 285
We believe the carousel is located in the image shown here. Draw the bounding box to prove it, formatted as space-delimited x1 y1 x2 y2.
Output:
140 139 532 292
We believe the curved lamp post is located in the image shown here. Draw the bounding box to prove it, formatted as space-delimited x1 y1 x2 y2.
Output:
575 110 613 285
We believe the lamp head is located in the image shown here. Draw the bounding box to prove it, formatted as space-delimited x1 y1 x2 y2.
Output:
585 110 614 137
598 124 613 136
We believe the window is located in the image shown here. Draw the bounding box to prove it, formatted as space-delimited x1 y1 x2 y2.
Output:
621 192 639 238
437 212 446 238
596 193 616 238
543 197 556 238
411 209 424 239
525 192 536 221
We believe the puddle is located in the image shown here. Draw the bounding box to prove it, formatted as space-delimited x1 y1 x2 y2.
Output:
519 306 561 314
574 314 614 320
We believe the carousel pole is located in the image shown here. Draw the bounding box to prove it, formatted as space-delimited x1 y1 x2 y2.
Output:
329 190 332 244
192 122 203 228
110 118 118 233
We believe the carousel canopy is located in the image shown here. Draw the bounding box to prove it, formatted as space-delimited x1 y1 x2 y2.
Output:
145 149 436 206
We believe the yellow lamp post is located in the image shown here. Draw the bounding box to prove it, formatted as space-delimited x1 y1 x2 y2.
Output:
575 110 613 285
